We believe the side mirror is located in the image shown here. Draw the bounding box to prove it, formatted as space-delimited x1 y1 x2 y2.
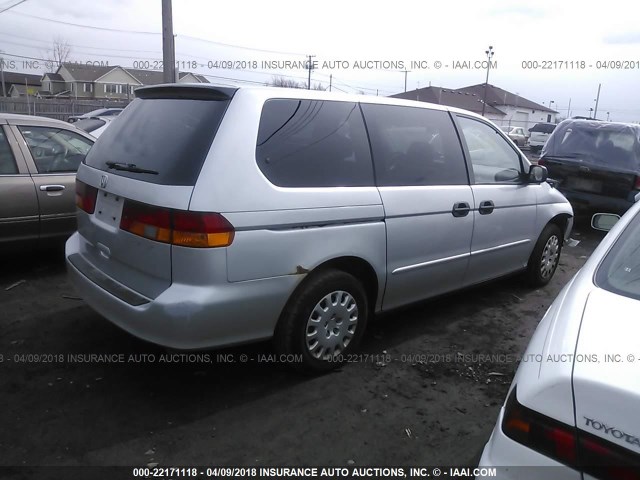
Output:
591 213 620 232
528 164 548 183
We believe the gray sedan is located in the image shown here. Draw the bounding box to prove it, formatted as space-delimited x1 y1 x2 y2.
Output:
0 113 95 250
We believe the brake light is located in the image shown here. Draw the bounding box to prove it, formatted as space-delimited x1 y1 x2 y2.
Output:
634 176 640 190
502 387 577 466
120 200 234 248
75 180 98 214
537 158 546 166
503 387 640 479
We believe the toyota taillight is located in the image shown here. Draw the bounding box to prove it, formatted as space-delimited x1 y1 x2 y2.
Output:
502 387 640 479
119 200 234 248
75 180 98 214
502 387 578 466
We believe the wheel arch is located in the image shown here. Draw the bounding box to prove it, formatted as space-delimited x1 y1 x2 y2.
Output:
277 255 381 330
548 213 573 245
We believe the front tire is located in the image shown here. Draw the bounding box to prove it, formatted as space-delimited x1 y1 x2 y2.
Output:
526 224 562 287
274 269 368 373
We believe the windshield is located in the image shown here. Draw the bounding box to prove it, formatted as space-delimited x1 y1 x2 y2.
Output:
596 211 640 301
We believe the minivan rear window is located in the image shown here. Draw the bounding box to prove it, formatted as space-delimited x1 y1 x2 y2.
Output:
84 97 230 186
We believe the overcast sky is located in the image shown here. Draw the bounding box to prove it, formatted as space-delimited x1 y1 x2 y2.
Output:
1 0 640 121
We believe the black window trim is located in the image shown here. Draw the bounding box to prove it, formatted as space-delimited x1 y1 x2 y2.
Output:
454 113 528 186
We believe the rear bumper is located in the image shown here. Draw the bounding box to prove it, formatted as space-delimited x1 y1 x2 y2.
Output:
65 232 299 349
558 188 635 215
478 408 580 479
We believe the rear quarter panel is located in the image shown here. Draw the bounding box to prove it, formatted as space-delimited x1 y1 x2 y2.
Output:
190 89 387 310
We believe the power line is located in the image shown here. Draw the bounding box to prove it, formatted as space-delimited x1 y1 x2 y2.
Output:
178 34 304 57
0 32 163 55
7 10 159 34
5 11 306 56
0 0 27 15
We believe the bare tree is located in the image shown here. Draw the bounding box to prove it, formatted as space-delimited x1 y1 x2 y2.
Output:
43 36 72 72
270 76 326 91
270 75 303 89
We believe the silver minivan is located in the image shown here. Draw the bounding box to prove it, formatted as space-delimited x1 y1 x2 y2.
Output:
66 84 573 372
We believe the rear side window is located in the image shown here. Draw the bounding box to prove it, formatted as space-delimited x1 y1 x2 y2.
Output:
361 104 468 186
256 99 374 187
84 97 229 186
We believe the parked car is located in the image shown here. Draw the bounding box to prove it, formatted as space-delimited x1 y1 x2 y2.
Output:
539 119 640 215
479 203 640 480
66 84 573 372
0 113 95 250
74 116 115 138
68 108 123 123
500 125 528 147
528 122 557 152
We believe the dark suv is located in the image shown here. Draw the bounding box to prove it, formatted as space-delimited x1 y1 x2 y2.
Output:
539 119 640 214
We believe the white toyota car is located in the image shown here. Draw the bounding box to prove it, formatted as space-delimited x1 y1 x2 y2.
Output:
479 201 640 479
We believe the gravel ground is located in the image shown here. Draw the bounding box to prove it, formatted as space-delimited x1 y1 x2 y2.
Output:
0 217 604 468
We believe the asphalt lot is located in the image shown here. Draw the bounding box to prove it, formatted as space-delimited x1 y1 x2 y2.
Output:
0 214 605 468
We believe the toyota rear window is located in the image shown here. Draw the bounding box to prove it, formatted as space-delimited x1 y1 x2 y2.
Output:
84 96 230 186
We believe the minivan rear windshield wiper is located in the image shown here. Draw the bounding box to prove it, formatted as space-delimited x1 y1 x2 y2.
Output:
105 161 159 175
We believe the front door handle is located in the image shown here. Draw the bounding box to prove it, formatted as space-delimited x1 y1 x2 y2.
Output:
479 200 495 215
452 202 471 217
39 184 66 192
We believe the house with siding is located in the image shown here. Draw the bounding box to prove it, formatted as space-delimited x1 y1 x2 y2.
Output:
1 71 42 97
41 63 209 100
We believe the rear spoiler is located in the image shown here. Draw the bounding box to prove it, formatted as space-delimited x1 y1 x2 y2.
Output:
135 83 237 101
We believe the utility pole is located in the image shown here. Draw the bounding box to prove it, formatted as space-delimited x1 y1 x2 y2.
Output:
567 98 571 118
0 54 6 97
161 0 177 83
481 46 494 117
306 55 316 90
401 70 410 92
329 74 332 92
593 83 601 119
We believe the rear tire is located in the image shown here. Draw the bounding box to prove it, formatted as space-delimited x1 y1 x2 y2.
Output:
274 269 368 373
526 224 562 287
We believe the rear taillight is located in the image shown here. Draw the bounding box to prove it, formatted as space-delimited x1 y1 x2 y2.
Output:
634 176 640 190
120 200 234 248
75 180 98 214
503 387 640 479
580 430 640 480
502 387 578 465
537 157 546 166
